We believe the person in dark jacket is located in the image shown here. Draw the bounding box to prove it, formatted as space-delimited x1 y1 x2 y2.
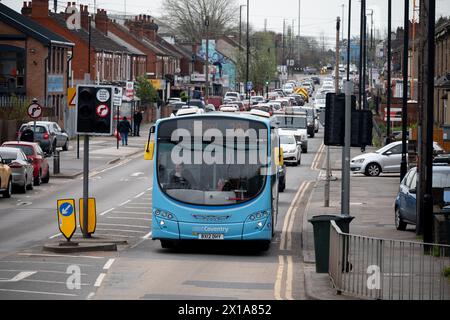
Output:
118 117 132 146
20 125 34 142
133 110 143 137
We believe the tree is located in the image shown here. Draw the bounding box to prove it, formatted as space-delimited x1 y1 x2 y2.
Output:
162 0 238 42
135 76 159 106
236 31 277 93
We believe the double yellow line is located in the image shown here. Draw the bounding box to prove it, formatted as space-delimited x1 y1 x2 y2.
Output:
310 143 325 171
275 181 312 300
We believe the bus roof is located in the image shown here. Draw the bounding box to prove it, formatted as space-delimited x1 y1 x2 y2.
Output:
156 111 272 127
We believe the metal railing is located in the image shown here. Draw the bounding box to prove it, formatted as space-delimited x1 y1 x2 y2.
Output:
329 220 450 300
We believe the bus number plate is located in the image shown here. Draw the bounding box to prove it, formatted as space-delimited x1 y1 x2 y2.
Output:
199 234 224 240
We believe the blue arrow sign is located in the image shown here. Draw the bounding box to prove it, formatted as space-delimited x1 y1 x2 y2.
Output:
59 202 74 217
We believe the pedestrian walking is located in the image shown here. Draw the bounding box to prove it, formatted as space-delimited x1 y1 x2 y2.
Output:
118 116 131 146
133 110 143 137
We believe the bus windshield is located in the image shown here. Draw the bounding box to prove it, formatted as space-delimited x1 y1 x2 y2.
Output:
273 116 307 129
157 117 269 206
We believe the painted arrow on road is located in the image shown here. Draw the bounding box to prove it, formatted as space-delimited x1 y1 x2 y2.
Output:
0 271 37 282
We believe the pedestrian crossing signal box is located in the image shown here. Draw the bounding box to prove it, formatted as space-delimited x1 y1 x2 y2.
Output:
76 85 114 136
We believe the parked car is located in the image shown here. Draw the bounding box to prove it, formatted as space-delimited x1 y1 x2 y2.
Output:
18 121 69 155
394 165 450 230
0 154 12 198
351 141 445 177
1 141 50 185
0 147 34 193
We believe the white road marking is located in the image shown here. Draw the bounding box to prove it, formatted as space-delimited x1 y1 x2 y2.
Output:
0 271 37 282
131 172 144 177
100 208 115 216
98 223 149 229
134 192 145 198
119 200 131 207
0 261 93 267
94 273 106 287
108 211 151 215
17 253 103 259
0 269 87 275
87 292 96 300
107 216 152 222
103 258 115 270
143 232 152 240
49 233 62 239
274 256 285 300
0 288 77 297
147 187 152 191
130 202 150 205
96 228 147 234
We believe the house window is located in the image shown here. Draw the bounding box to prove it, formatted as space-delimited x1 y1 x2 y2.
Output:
0 46 26 93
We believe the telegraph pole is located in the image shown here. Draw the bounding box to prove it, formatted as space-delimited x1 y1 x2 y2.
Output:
298 0 301 67
386 0 392 145
400 0 409 182
362 3 367 110
417 0 435 244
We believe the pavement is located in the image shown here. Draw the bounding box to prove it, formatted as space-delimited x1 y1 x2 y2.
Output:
301 145 419 300
48 123 153 179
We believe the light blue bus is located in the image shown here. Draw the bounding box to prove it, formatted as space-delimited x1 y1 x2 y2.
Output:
145 112 282 250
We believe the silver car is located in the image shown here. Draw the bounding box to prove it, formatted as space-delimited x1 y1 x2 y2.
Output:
0 147 34 193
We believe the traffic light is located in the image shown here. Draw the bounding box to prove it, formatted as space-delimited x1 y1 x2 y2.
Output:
324 93 372 147
76 85 113 135
324 93 345 146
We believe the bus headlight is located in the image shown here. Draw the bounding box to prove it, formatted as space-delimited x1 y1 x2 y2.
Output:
153 209 177 221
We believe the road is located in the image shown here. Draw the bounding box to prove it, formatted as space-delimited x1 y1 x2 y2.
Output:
0 76 326 300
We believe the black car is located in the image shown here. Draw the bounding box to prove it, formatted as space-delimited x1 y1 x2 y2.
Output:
278 164 286 192
311 76 321 85
186 99 205 109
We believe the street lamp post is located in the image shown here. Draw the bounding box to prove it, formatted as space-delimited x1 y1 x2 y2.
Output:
246 0 250 100
400 0 409 182
386 0 392 145
205 16 210 103
239 5 246 50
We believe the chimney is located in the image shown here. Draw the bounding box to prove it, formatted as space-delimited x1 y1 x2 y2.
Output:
30 0 49 18
126 15 144 38
95 9 108 35
143 15 158 41
80 4 89 30
21 2 32 17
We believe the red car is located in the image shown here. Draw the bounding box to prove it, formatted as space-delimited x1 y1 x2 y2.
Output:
1 141 50 185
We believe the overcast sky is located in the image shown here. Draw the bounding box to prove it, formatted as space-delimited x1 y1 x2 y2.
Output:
2 0 449 46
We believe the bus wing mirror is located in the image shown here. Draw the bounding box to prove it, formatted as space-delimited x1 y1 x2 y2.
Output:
144 141 155 161
275 147 284 167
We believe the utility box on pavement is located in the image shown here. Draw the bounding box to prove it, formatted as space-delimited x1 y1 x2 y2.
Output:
309 215 354 273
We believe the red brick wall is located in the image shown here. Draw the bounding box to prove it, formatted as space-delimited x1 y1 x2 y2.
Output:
108 22 157 76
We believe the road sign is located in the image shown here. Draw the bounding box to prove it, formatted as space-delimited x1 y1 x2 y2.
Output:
113 87 123 107
68 87 76 108
247 81 253 91
79 198 96 235
27 103 42 119
125 81 134 98
57 199 76 241
96 104 110 118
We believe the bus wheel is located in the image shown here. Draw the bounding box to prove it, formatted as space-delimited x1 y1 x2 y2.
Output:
160 240 175 249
